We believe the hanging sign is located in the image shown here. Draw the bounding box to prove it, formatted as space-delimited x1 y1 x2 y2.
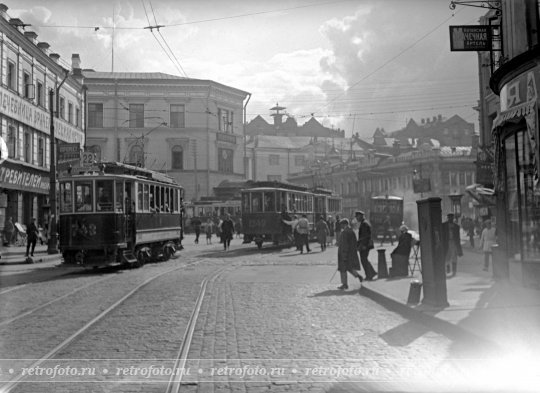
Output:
449 25 492 51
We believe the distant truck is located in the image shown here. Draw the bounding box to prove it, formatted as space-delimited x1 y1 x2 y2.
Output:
369 195 404 240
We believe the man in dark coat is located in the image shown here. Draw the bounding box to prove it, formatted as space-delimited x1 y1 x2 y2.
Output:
356 210 378 280
191 217 202 244
441 213 463 277
25 217 39 257
221 214 235 251
337 218 363 290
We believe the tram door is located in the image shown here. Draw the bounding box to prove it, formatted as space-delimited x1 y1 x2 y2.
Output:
124 181 136 248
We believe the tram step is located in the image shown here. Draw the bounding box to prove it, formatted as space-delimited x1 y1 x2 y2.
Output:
122 251 138 264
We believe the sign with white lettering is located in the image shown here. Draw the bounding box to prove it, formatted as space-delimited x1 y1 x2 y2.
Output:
0 160 50 194
449 25 491 51
0 85 84 144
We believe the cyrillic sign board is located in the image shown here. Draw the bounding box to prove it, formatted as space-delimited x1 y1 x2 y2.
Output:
450 25 491 51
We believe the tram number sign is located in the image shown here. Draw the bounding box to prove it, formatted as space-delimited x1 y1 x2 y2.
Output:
81 152 97 167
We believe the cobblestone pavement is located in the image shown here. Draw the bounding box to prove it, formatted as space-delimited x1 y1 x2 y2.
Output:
0 238 505 393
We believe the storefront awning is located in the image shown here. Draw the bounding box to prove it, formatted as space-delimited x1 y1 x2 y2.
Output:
465 183 495 206
492 100 536 128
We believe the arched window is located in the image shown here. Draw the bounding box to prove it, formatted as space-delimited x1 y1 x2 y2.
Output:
130 144 144 166
88 145 102 162
172 145 183 170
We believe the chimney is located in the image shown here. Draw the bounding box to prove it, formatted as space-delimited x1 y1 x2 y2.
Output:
37 42 50 53
24 31 38 44
49 53 60 63
9 18 24 31
0 4 8 20
71 53 83 82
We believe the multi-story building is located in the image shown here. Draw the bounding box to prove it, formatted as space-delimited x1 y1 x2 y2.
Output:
0 5 84 232
487 0 540 287
83 71 249 202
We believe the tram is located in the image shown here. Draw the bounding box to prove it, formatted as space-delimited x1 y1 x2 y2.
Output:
241 181 342 249
58 162 184 268
184 199 241 233
370 195 404 239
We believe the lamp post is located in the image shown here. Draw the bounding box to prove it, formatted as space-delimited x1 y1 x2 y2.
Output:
47 70 70 255
448 193 463 219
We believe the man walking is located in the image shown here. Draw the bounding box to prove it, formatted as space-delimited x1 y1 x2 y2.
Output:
221 214 235 251
296 214 311 254
25 218 39 257
191 217 202 244
355 210 377 280
337 218 363 290
441 213 463 277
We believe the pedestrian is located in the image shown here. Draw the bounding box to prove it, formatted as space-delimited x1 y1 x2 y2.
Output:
191 216 202 244
380 215 394 246
205 218 214 244
315 215 330 251
355 210 377 280
25 217 39 257
334 214 342 246
479 219 497 271
441 213 463 277
3 216 14 246
390 225 413 277
295 214 311 254
282 215 300 250
221 213 235 250
327 215 335 247
336 218 363 290
235 218 243 239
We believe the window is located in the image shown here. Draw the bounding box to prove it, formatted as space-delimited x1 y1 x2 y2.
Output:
96 180 113 211
294 155 305 166
218 148 233 173
218 108 233 132
129 144 144 166
75 181 93 212
60 182 73 213
23 72 32 99
38 138 44 166
129 104 144 128
267 174 282 182
7 61 15 90
68 102 73 124
37 82 43 107
115 181 124 212
170 104 185 128
269 154 280 165
76 108 80 127
88 103 103 128
24 131 31 163
7 125 16 158
172 145 183 169
59 96 65 119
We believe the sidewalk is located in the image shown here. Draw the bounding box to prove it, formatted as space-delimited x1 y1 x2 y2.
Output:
361 241 540 357
0 244 62 265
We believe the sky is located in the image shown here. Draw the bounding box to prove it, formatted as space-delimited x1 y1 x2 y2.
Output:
11 0 488 138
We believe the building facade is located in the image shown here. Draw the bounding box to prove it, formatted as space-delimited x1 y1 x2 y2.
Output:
488 0 540 287
83 72 249 202
0 5 84 235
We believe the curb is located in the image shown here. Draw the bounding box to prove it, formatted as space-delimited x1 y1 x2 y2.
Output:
0 254 63 266
359 284 503 352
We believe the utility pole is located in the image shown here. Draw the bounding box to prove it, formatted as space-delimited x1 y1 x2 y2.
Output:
47 69 69 255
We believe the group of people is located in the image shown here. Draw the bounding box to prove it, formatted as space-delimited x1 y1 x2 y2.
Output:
191 214 236 250
3 216 42 258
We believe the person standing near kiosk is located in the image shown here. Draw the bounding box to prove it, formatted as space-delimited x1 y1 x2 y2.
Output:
355 210 377 280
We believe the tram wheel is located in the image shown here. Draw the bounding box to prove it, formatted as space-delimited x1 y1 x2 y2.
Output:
135 250 146 268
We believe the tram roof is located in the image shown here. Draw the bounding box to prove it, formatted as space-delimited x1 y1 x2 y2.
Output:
241 187 314 194
372 195 403 200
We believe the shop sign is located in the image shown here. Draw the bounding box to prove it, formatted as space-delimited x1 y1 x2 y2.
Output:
0 85 84 144
216 132 236 144
0 160 50 194
475 146 494 187
449 25 491 51
500 68 540 112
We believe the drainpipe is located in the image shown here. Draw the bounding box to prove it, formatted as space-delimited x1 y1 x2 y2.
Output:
243 93 251 179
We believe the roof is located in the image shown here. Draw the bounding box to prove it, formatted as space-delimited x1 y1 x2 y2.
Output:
83 71 187 80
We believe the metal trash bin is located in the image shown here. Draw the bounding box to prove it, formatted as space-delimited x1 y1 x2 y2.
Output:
407 280 422 305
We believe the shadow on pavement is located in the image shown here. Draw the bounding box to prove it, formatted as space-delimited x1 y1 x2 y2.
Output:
309 289 361 297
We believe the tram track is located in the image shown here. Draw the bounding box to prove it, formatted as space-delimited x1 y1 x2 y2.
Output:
0 258 227 393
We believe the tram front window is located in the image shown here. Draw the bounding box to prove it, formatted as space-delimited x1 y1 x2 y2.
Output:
264 192 276 212
252 193 263 212
75 181 93 212
60 181 73 213
96 180 113 211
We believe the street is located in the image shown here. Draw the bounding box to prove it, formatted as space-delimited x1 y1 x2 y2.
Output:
0 236 508 393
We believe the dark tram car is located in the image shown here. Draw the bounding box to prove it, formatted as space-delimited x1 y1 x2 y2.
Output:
58 162 184 268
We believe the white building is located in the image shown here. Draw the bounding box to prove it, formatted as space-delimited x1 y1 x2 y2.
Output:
83 71 250 202
0 4 84 230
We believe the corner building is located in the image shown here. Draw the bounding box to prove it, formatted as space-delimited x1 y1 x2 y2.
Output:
0 5 84 232
83 71 249 202
489 0 540 287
